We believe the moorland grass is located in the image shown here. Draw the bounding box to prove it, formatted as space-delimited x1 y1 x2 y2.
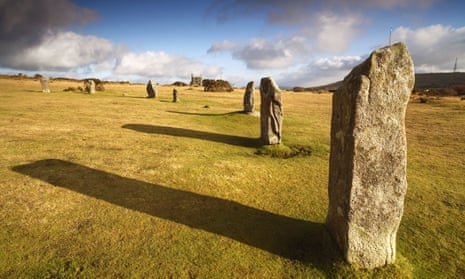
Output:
0 77 464 278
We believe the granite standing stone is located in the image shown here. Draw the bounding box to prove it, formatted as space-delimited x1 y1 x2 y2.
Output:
40 78 50 93
146 80 157 98
86 80 95 94
260 77 283 145
172 88 179 102
326 43 414 269
243 81 255 113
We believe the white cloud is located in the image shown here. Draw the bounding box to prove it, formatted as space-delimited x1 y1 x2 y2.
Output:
315 12 365 53
392 24 465 72
234 38 299 69
209 36 311 70
8 31 122 71
2 29 222 83
0 0 96 68
279 55 363 87
113 51 222 81
0 0 220 83
2 28 222 83
207 40 237 53
208 13 363 70
313 56 363 70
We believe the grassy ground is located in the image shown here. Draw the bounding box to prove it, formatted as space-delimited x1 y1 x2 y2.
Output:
0 77 464 278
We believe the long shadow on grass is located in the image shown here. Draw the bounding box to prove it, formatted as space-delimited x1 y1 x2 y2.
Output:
12 159 340 270
122 124 260 148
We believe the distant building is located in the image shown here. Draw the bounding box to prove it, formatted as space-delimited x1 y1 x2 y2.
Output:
190 74 202 87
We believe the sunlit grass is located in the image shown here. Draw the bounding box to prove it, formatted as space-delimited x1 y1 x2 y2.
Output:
0 77 464 278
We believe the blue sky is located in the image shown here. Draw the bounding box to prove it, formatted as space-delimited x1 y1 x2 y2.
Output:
1 0 464 87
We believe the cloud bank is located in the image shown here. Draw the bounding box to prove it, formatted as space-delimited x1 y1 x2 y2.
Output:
208 1 366 71
6 31 122 71
0 0 221 82
1 0 462 87
282 23 465 87
279 55 364 87
393 25 465 72
232 37 310 69
209 0 460 86
113 51 222 81
0 0 96 66
208 11 363 71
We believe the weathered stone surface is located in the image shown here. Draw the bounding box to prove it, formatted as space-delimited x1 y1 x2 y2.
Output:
326 43 414 269
85 80 95 94
260 77 283 145
243 81 255 113
40 78 50 93
146 80 157 98
172 88 179 102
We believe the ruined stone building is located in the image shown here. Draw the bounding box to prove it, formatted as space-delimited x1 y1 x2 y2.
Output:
190 74 202 87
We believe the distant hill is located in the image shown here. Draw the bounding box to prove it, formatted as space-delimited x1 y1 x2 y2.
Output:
296 80 342 92
297 72 465 92
414 72 465 89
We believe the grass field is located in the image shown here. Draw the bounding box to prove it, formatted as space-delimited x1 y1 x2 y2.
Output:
1 77 464 278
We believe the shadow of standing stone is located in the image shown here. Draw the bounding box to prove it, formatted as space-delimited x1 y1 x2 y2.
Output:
260 77 282 145
326 42 414 269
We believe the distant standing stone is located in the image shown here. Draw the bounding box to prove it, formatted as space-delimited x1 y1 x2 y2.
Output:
326 43 414 269
146 80 157 98
243 81 255 113
85 80 95 94
172 88 179 102
260 77 283 145
40 78 50 93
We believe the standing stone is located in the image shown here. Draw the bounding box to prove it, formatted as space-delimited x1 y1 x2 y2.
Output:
85 80 95 94
243 81 255 113
260 77 283 145
146 80 157 98
172 88 179 102
326 43 414 269
40 78 50 93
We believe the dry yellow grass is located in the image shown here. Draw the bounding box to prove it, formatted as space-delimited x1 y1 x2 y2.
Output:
0 76 464 278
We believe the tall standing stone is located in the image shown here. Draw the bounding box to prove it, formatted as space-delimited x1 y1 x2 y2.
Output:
172 88 179 102
40 78 50 93
85 80 95 94
243 81 255 113
146 80 157 98
326 43 414 269
260 77 283 145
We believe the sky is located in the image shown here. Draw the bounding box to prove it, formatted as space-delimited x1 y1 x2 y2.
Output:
1 0 464 87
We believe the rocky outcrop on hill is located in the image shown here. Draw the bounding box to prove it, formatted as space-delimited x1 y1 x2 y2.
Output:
202 79 233 92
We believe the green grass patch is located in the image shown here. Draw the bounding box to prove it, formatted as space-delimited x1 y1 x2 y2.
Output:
255 143 314 158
